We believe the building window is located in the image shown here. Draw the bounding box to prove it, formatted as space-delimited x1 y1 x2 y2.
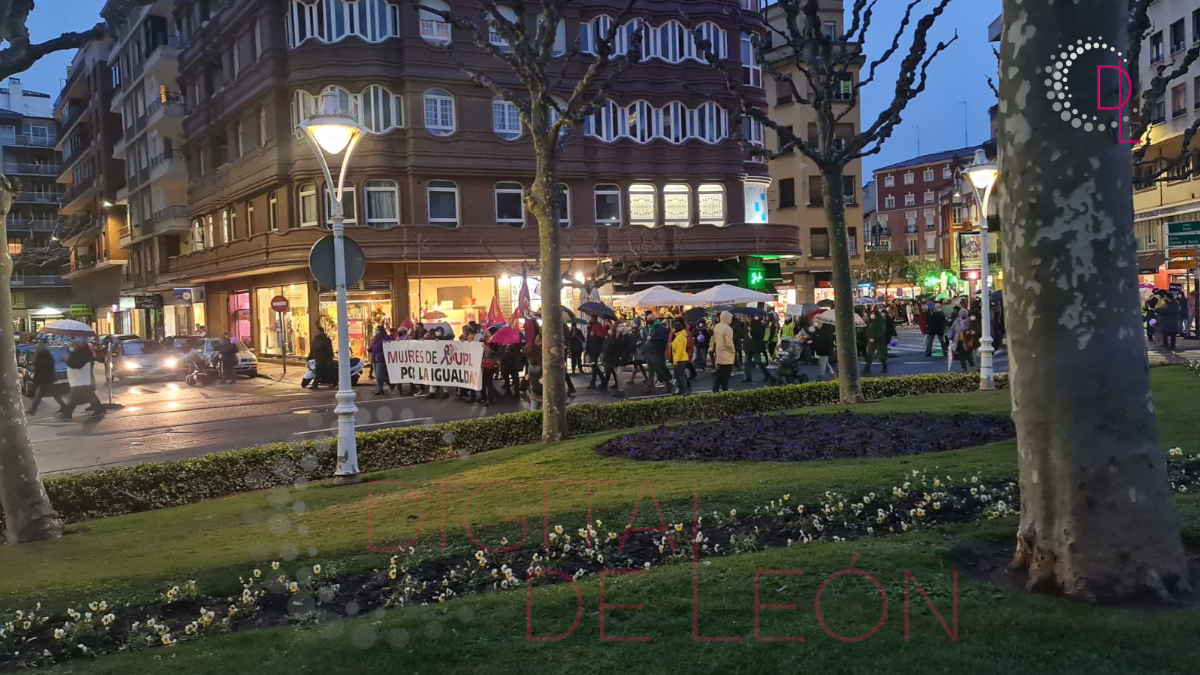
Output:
822 21 836 40
1172 19 1186 53
427 180 459 227
740 33 762 87
924 208 936 228
1195 76 1200 110
493 99 521 140
419 0 452 44
903 171 914 185
847 227 858 256
1151 31 1164 62
236 121 244 157
884 174 895 188
269 193 278 231
1151 97 1167 124
488 5 517 50
943 165 952 179
192 218 205 249
904 192 915 206
741 116 765 146
907 237 918 256
247 204 256 235
553 183 570 227
594 184 622 226
807 175 824 207
842 175 855 204
299 183 318 226
923 190 935 204
810 228 830 258
325 185 357 224
362 85 403 132
905 210 918 232
423 89 455 136
286 0 400 47
626 100 654 143
779 177 796 208
629 183 657 227
663 184 691 226
698 183 725 226
494 182 525 226
1194 9 1200 44
206 215 215 246
254 18 263 59
922 168 934 182
884 194 896 208
834 73 853 101
1172 83 1187 118
259 107 269 146
365 180 399 227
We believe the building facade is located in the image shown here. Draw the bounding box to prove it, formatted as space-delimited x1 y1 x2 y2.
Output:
160 0 792 360
762 0 864 305
56 37 130 335
1133 0 1200 304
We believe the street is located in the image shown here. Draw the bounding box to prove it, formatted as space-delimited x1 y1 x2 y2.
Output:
27 326 1194 476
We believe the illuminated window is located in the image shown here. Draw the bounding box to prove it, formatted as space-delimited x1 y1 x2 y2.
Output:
663 184 691 227
629 183 657 227
698 183 725 226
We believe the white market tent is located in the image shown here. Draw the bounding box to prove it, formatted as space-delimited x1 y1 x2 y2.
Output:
690 283 775 306
613 285 695 308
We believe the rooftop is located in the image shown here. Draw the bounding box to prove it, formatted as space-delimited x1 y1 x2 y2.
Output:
874 144 985 173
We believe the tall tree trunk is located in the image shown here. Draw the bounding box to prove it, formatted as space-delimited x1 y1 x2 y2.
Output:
824 168 862 403
999 0 1188 601
530 137 566 442
0 176 62 544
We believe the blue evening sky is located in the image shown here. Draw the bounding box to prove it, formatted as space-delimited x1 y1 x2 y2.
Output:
11 0 1000 179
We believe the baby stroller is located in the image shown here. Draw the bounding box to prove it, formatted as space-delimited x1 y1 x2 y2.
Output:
775 339 811 385
184 349 220 386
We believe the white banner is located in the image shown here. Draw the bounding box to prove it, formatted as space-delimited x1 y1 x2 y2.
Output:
383 340 483 391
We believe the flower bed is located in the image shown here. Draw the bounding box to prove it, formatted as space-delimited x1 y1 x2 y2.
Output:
595 412 1016 462
5 447 1199 670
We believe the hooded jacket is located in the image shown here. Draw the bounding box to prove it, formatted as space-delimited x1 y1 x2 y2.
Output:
711 311 736 366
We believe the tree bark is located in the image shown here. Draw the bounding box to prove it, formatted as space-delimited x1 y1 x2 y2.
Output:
529 111 567 443
823 169 863 403
999 0 1188 602
0 176 62 543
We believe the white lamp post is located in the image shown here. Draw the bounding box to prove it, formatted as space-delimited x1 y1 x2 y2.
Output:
300 91 364 481
965 148 999 391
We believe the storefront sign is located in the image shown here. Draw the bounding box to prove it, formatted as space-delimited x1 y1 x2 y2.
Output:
174 287 206 303
270 295 290 313
69 304 92 319
135 295 164 309
118 296 136 311
383 340 483 391
1167 260 1197 270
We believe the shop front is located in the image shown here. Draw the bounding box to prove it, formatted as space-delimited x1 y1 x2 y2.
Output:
409 276 497 336
318 284 393 361
255 283 311 358
169 287 208 336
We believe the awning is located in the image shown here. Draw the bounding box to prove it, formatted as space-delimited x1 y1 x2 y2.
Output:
1137 251 1165 274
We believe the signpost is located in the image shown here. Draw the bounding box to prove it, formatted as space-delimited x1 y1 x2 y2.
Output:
1166 234 1200 337
270 295 290 376
1167 221 1200 248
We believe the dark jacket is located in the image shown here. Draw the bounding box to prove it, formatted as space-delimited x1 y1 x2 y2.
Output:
926 310 947 335
1158 300 1182 334
747 318 766 351
310 332 334 364
66 345 94 370
648 322 669 351
33 347 57 385
811 325 835 357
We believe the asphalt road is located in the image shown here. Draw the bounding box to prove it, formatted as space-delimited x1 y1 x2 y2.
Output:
26 325 1012 475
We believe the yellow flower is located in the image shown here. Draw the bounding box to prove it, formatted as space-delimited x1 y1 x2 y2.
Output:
54 628 65 640
271 561 280 571
554 525 564 535
312 564 322 576
287 582 299 594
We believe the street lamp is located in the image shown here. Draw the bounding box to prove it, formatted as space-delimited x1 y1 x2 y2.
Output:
965 148 998 392
300 90 364 482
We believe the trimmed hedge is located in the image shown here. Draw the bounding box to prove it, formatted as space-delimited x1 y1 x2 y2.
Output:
24 373 994 529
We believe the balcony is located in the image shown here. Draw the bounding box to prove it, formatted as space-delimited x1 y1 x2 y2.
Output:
6 132 57 148
62 252 126 280
148 149 186 183
14 191 62 205
3 161 61 176
6 217 60 233
740 0 764 12
59 179 96 213
145 95 185 131
111 35 185 109
10 274 69 288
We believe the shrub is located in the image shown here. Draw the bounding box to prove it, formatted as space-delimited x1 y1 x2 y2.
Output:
13 373 991 531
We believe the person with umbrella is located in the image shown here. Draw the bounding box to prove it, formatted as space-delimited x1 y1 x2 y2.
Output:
26 340 66 416
585 316 606 388
60 338 105 422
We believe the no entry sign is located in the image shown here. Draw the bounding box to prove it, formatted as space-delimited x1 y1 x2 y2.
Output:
270 295 290 313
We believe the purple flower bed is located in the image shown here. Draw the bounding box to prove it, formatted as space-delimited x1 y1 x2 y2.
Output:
595 412 1016 462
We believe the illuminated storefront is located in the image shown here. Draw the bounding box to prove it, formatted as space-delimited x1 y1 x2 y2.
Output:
408 276 496 335
318 287 393 360
255 284 311 358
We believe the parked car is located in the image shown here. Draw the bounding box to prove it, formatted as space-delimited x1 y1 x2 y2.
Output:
111 339 185 381
15 343 69 398
192 339 259 378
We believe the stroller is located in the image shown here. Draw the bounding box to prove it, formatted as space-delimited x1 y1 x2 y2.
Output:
183 349 220 386
775 339 811 385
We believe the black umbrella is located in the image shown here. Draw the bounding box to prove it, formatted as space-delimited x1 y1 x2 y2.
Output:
578 301 616 320
714 305 764 318
683 307 709 324
816 299 835 309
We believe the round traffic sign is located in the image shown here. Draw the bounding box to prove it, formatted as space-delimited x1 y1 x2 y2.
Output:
270 295 290 313
308 234 366 290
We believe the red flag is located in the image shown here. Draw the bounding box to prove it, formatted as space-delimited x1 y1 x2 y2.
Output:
517 276 532 317
483 296 504 328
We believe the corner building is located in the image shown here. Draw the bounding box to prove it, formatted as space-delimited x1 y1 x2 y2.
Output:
164 0 793 361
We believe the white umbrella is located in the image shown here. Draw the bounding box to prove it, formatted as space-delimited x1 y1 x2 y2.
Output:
854 297 881 307
691 283 775 306
613 285 694 308
813 309 866 327
40 319 96 337
785 303 823 317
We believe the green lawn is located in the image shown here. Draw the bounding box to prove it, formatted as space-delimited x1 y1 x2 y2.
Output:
52 516 1200 675
4 367 1199 673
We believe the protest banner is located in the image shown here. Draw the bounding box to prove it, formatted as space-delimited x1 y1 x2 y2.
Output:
383 340 484 391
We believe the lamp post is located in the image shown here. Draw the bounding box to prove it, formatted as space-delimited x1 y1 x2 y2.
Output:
300 91 364 482
965 148 999 391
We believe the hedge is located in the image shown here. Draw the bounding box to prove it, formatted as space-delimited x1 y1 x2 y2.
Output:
17 373 996 530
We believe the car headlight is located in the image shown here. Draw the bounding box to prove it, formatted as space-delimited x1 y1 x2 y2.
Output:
124 360 140 370
164 357 179 369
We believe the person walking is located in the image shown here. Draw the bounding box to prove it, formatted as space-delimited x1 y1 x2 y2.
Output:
765 312 780 361
644 313 673 394
812 323 837 380
61 339 104 421
949 310 978 373
218 336 239 384
671 319 692 395
925 302 947 357
524 320 543 410
731 316 746 368
1159 295 1182 351
310 327 335 386
710 310 736 392
598 323 623 395
369 325 390 396
863 309 890 375
26 341 66 415
585 317 605 388
568 323 585 375
743 315 775 384
692 320 709 371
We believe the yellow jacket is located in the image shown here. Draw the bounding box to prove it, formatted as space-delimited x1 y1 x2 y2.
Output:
671 330 689 363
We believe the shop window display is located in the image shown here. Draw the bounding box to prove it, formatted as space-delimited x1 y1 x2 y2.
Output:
408 277 496 336
318 288 393 360
256 285 310 357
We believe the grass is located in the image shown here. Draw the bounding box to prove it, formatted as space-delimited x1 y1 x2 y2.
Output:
50 517 1200 675
4 367 1199 673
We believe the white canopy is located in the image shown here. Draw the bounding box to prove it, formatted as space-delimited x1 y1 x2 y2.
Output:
691 283 775 306
813 309 866 327
613 285 694 308
40 319 96 336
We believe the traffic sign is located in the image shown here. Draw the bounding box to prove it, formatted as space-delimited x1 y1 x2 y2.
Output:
1168 221 1200 234
1168 233 1200 247
270 295 290 313
1168 248 1198 257
308 234 366 290
1167 260 1197 270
